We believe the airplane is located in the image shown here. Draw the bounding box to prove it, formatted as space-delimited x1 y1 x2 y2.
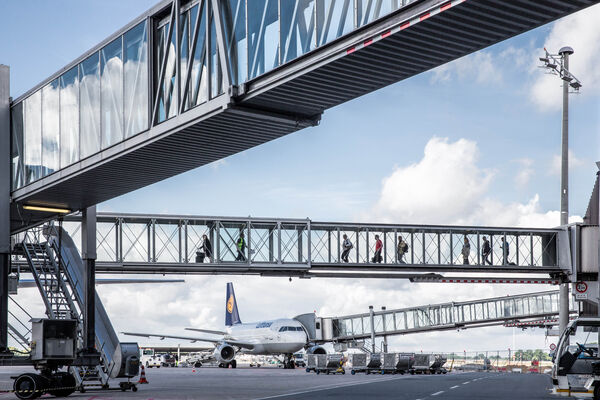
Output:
122 282 326 369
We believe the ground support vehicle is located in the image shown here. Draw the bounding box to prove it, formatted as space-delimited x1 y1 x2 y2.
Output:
551 318 600 399
349 353 382 375
410 354 448 375
306 354 345 374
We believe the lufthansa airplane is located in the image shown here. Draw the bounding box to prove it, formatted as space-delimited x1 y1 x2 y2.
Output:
123 283 323 368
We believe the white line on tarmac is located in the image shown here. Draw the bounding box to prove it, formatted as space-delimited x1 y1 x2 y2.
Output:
252 376 405 400
431 391 445 396
462 381 470 384
450 385 460 389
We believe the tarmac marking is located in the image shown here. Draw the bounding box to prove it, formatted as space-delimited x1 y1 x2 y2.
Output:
462 381 470 384
252 376 405 399
431 391 445 396
450 385 460 389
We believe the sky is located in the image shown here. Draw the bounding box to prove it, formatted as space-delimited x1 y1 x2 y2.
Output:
2 1 600 354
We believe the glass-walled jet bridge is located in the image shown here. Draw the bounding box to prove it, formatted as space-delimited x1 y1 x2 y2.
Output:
321 290 576 342
11 212 566 280
9 0 599 233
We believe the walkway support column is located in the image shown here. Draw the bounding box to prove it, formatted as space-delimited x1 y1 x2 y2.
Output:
369 305 375 353
558 47 573 336
81 206 100 362
0 65 10 355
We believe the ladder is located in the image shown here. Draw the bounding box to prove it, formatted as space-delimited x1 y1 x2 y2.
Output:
17 227 110 389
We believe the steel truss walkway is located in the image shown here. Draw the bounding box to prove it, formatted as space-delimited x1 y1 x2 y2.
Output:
10 212 569 277
9 0 599 233
320 290 577 342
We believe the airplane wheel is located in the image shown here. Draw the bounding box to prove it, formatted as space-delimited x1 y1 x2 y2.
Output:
230 360 237 369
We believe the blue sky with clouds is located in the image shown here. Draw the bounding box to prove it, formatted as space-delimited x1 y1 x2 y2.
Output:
3 1 600 352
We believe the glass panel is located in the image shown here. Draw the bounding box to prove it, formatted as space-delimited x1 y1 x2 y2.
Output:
210 9 224 98
79 53 101 159
11 102 24 190
184 1 208 109
222 0 247 85
281 0 316 64
24 90 42 185
124 20 149 138
351 317 362 335
101 37 123 148
357 0 402 27
41 79 59 176
180 7 191 106
156 20 178 123
60 66 79 167
316 0 354 46
248 0 279 79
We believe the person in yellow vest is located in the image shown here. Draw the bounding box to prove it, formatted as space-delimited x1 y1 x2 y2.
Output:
236 232 246 261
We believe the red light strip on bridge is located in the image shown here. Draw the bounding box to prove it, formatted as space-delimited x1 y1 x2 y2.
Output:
345 0 466 55
504 319 558 328
439 279 559 284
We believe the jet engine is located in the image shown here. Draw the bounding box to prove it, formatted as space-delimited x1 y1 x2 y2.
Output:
306 345 327 355
213 343 236 363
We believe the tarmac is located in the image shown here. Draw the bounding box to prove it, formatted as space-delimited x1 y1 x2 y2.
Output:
0 366 557 399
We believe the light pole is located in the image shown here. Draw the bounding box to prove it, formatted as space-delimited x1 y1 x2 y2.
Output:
539 47 582 336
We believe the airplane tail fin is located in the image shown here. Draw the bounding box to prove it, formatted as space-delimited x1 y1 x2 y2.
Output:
225 282 241 326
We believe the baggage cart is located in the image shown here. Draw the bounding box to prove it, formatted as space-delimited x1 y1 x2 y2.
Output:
306 354 345 374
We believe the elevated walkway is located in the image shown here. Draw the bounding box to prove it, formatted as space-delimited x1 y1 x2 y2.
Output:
40 212 566 277
10 0 599 233
319 290 577 342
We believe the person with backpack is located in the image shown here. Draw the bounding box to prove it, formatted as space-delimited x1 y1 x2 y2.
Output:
397 236 408 263
236 232 246 261
461 236 471 265
372 235 383 263
481 236 492 265
341 234 353 263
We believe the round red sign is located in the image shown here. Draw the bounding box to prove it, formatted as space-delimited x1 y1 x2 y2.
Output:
575 282 588 293
550 343 556 351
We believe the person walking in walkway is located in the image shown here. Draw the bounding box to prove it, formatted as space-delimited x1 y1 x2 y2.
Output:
462 236 471 265
236 232 246 261
341 234 353 263
201 234 212 263
372 235 383 263
481 236 492 265
500 237 510 265
397 236 408 264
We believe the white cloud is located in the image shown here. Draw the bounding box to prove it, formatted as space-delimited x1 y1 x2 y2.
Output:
550 149 585 175
370 137 494 224
514 158 534 188
530 4 600 110
430 51 502 85
370 137 581 228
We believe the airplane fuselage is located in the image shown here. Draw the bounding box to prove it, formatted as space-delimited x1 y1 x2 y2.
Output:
225 318 307 355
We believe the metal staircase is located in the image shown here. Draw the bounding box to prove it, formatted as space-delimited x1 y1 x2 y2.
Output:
16 226 110 390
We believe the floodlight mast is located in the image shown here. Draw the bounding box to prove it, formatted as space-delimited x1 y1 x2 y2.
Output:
539 47 583 339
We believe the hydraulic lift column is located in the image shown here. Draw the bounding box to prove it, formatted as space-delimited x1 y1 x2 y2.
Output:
79 206 100 364
0 65 11 355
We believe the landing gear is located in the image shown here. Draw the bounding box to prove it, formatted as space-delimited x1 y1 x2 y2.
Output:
283 355 296 369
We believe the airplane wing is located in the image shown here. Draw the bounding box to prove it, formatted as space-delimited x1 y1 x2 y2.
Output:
120 332 255 350
185 327 228 335
18 278 185 288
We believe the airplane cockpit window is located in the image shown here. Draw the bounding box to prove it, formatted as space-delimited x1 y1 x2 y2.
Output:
279 326 303 332
142 349 153 355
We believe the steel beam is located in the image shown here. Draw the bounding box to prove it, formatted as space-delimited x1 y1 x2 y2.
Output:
81 206 99 361
0 65 9 354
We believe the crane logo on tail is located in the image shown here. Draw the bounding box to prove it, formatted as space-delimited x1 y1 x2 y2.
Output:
227 295 234 314
225 282 242 326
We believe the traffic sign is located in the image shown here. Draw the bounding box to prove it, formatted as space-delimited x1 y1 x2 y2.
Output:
575 282 588 293
550 343 556 351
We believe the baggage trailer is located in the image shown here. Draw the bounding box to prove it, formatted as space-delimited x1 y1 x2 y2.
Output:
306 354 345 375
410 354 448 375
350 353 382 375
396 353 415 374
381 353 398 374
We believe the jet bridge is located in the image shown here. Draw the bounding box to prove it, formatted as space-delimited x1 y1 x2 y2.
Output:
315 290 578 343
